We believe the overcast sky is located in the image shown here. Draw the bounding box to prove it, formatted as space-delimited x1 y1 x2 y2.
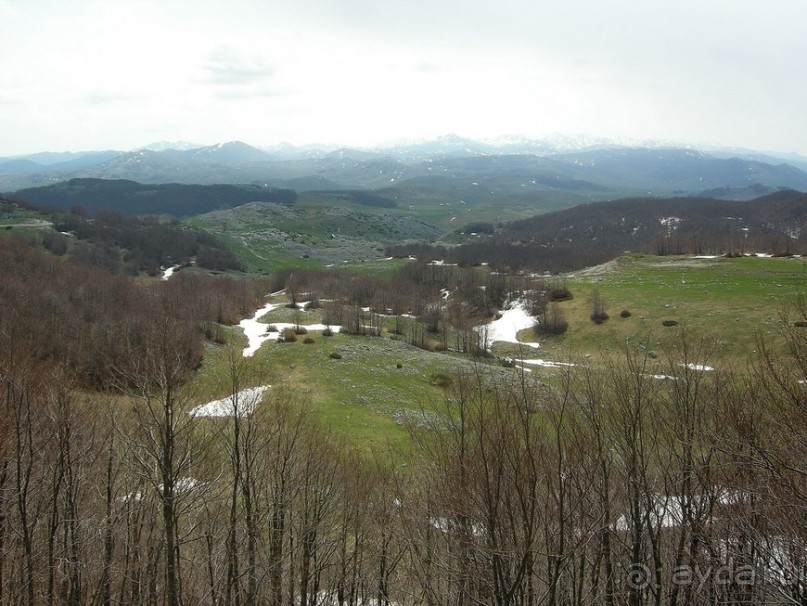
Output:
1 0 805 156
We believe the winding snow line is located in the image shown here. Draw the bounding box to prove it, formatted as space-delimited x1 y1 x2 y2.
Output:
475 301 540 350
161 265 180 280
190 386 270 417
238 299 343 357
239 301 284 357
647 374 678 381
680 363 714 372
518 358 576 369
268 322 342 334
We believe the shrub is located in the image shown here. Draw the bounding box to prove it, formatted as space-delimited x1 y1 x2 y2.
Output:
794 321 807 328
294 326 308 335
662 319 678 327
549 287 573 301
329 351 342 359
396 362 403 369
620 309 632 318
204 323 228 344
281 327 297 342
545 317 569 334
266 324 278 332
322 327 334 337
588 289 608 324
303 336 315 344
429 372 454 388
538 305 569 335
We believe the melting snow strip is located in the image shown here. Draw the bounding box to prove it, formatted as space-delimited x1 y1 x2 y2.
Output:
190 386 270 417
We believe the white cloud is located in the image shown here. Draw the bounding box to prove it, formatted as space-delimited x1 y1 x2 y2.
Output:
1 0 806 154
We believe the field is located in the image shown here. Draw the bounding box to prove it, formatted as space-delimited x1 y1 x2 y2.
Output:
185 198 443 274
182 181 625 275
528 254 807 368
191 300 514 454
186 253 806 451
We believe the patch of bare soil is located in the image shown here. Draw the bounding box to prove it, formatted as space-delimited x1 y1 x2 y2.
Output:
647 259 719 268
569 259 619 280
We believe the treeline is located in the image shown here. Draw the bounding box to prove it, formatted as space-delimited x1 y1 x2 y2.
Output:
386 240 613 274
318 190 398 208
1 278 805 604
389 191 807 272
41 210 245 275
12 178 297 217
271 262 568 353
396 308 807 606
0 236 266 389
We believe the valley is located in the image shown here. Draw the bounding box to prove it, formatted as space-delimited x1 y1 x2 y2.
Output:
1 140 806 606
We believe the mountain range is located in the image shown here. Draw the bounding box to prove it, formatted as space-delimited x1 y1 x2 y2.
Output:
4 139 807 225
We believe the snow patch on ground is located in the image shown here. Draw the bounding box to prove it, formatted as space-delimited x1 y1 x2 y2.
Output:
239 301 284 357
681 363 714 372
239 298 343 357
161 265 181 280
270 322 342 334
475 300 540 349
190 386 270 417
518 358 575 369
647 374 678 381
124 477 202 503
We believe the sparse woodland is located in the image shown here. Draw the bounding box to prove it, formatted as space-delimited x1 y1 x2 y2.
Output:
1 235 806 606
387 191 807 273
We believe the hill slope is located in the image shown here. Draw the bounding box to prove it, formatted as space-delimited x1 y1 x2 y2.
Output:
387 191 807 272
5 142 807 224
14 179 297 217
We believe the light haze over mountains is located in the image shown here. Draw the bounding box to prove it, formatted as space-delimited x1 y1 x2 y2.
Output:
0 0 805 156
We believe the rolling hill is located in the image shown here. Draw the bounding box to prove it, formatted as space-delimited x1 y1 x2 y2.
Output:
387 190 807 272
13 179 297 217
4 140 807 221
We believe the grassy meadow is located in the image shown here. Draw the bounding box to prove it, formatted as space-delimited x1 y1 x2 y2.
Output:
191 306 497 455
532 254 806 367
185 252 805 452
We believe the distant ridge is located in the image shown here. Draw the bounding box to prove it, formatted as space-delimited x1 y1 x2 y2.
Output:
14 178 297 217
3 138 807 212
138 140 205 152
186 141 272 164
386 190 807 272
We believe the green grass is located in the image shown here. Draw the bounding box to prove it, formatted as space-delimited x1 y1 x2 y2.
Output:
187 252 806 453
538 254 807 365
185 200 442 275
190 320 483 453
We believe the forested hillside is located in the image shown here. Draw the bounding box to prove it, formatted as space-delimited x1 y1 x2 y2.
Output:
53 211 245 274
12 178 297 217
389 190 807 272
1 162 806 606
1 227 806 605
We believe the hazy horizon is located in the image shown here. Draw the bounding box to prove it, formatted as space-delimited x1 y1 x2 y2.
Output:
6 132 807 162
1 0 806 156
